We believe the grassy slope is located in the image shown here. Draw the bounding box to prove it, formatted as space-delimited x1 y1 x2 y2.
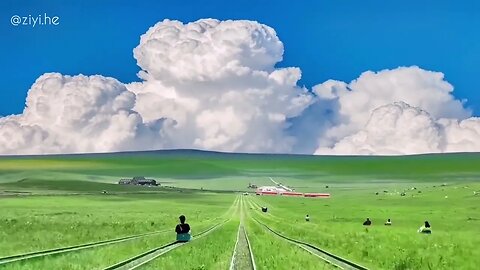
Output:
1 150 479 194
1 150 480 179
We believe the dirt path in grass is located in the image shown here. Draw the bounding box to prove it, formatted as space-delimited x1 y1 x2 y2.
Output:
230 196 256 270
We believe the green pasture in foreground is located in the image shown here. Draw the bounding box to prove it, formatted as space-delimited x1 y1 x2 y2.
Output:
0 150 479 269
247 181 480 270
0 193 234 257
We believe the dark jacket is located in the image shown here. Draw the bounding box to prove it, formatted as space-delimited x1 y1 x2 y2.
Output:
175 223 190 234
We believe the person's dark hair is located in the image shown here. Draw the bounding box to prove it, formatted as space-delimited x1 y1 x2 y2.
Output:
424 221 430 228
388 219 391 222
179 215 186 224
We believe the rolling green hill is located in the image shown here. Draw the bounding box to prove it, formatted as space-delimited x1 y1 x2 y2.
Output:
0 150 479 193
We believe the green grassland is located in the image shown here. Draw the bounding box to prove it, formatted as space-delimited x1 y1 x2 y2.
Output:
247 185 480 269
0 193 233 257
0 150 479 269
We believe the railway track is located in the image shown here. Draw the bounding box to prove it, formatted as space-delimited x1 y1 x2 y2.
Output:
0 196 241 267
229 196 256 270
0 229 170 266
103 196 241 270
102 221 230 270
251 216 368 270
229 225 256 270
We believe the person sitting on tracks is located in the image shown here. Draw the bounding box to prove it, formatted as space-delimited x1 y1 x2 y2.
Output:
363 218 372 226
418 221 432 234
305 214 310 222
175 215 191 242
384 218 392 226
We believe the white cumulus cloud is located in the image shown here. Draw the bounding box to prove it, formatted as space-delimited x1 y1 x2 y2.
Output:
0 18 479 156
315 102 442 155
315 102 480 155
439 117 480 153
313 67 480 155
133 19 283 83
129 19 312 153
0 73 168 155
312 66 471 147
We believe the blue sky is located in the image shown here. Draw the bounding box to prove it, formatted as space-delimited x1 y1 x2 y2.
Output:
1 0 479 116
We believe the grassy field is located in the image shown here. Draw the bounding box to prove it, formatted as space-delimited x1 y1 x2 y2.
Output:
247 183 480 269
0 150 479 269
0 193 233 257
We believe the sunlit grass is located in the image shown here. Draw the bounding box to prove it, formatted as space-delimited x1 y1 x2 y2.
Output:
248 182 480 270
0 193 233 257
143 219 239 270
0 151 479 269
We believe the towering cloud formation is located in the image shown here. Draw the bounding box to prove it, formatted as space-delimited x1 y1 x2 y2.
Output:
128 19 312 153
0 18 478 155
316 102 444 155
312 67 477 155
133 19 284 82
0 73 167 155
315 101 480 155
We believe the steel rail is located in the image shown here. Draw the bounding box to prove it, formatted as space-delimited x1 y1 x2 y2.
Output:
102 197 241 270
251 217 368 270
103 221 230 270
0 196 240 266
0 229 170 265
229 197 256 270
